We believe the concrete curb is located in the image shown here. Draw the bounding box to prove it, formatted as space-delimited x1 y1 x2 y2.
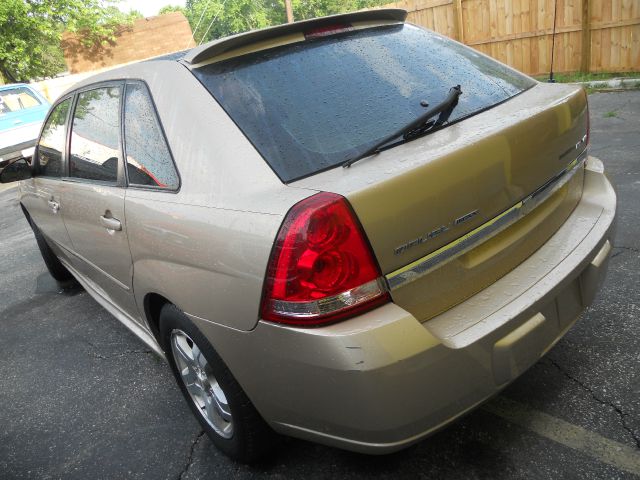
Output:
571 78 640 90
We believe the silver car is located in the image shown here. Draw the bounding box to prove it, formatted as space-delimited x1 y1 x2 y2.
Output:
0 9 616 463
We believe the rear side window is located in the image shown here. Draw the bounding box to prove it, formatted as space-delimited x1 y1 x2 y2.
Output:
193 24 535 182
69 87 121 183
38 98 70 177
123 83 179 189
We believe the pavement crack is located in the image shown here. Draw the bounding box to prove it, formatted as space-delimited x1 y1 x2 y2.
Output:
88 349 153 359
84 341 153 359
613 245 640 253
547 358 640 448
178 430 205 480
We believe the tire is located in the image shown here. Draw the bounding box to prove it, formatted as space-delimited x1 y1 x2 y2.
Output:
27 217 74 283
159 304 277 463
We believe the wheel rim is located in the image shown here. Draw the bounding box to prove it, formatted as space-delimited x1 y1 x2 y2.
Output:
170 329 233 438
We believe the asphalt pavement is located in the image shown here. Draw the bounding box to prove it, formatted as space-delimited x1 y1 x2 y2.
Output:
0 91 638 479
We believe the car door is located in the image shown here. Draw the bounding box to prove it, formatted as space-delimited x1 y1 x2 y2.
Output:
60 84 139 321
20 97 74 256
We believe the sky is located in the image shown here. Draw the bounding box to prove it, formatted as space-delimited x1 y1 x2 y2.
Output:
118 0 186 18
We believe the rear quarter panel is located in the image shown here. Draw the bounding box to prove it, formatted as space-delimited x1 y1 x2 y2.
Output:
125 196 281 331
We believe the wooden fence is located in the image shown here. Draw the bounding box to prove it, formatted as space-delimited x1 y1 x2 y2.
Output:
381 0 640 76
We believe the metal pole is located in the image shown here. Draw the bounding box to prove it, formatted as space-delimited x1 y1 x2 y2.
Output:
285 0 294 23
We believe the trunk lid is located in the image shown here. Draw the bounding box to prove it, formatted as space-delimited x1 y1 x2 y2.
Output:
290 82 589 322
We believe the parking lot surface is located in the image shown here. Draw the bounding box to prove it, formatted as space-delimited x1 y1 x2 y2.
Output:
0 91 638 479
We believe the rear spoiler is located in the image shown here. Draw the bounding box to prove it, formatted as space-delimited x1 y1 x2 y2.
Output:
183 8 407 66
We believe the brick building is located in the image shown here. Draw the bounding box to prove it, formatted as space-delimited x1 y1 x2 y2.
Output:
62 12 195 74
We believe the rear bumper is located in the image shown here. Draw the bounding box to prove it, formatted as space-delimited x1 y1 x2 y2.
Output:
190 156 616 454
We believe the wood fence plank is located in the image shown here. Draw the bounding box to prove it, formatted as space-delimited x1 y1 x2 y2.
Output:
632 25 640 69
591 18 640 30
521 0 531 32
482 0 491 41
611 25 621 68
581 0 591 71
453 0 464 41
601 20 612 70
466 24 582 45
378 0 639 74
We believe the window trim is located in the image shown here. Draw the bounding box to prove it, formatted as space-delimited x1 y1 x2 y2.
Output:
36 78 181 193
34 94 74 179
121 80 181 193
63 81 126 187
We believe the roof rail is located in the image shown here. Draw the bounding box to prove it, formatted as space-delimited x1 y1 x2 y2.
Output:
183 8 407 66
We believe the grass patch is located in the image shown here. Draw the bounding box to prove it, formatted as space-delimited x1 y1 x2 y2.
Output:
534 72 639 83
603 111 617 118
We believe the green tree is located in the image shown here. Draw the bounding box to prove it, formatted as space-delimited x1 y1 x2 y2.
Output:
159 5 186 15
0 0 138 83
185 0 284 44
184 0 387 46
292 0 387 21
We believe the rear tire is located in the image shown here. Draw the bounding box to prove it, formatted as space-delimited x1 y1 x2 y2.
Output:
159 304 277 464
27 217 74 283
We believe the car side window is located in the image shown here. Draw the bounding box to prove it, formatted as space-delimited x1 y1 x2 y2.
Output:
38 98 71 177
124 83 179 190
69 87 121 183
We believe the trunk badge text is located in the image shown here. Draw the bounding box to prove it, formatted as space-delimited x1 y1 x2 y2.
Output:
394 210 479 255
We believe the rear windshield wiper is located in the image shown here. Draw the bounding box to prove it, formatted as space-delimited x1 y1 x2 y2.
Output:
342 85 462 168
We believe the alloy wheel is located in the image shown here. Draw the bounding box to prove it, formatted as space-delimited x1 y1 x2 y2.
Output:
170 329 233 438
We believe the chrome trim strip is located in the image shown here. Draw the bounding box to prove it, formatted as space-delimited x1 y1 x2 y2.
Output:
386 149 588 290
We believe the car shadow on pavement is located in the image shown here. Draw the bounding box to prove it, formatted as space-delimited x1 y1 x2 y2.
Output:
34 271 83 296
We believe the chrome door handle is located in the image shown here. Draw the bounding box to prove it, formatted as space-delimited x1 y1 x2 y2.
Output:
100 215 122 231
47 200 60 213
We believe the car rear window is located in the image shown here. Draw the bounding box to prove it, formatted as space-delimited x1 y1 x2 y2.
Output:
193 24 535 183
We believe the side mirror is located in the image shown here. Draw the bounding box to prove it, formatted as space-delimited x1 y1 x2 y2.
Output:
0 158 32 183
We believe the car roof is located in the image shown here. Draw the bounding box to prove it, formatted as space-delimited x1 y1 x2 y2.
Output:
0 83 32 91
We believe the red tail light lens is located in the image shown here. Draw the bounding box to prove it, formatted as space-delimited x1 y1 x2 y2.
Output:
584 89 590 148
261 192 389 326
586 99 590 147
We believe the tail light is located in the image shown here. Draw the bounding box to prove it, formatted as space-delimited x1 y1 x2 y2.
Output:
586 99 590 147
583 89 590 148
261 192 389 326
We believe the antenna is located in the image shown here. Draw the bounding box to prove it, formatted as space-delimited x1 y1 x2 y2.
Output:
548 0 558 82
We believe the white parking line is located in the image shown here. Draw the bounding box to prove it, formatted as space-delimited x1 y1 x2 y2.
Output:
483 396 640 475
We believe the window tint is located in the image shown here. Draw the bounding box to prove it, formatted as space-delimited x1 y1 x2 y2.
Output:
124 83 178 189
69 87 121 183
193 24 535 182
38 98 70 177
